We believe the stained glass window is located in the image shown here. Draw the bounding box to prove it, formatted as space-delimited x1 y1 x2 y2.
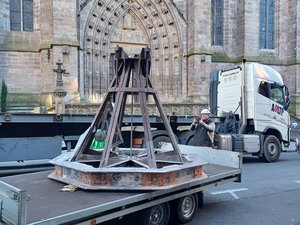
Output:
212 0 223 46
10 0 33 32
259 0 274 49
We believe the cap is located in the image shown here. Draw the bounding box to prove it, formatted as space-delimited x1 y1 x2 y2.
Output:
200 108 211 115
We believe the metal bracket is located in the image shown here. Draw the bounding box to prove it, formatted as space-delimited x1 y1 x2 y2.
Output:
10 191 21 203
3 113 11 121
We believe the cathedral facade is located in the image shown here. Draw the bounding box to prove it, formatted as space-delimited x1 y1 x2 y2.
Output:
0 0 300 116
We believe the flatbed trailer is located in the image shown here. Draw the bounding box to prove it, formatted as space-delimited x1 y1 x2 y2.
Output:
0 113 196 138
0 146 241 225
0 113 196 175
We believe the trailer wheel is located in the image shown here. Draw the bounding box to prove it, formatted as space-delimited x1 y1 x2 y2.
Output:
143 202 170 225
175 194 198 224
197 191 204 209
263 135 281 162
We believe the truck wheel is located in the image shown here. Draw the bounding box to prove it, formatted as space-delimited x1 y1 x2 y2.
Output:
143 203 170 225
187 136 194 145
142 135 170 148
175 194 198 224
178 130 194 145
143 132 178 148
153 136 172 148
263 135 281 162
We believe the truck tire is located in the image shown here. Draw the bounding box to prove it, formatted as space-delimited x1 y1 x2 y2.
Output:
187 136 195 145
143 203 170 225
143 131 178 148
153 135 172 148
177 130 194 145
174 194 198 224
263 135 281 162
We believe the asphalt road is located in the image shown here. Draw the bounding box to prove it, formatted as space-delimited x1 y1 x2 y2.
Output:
106 151 300 225
187 151 300 225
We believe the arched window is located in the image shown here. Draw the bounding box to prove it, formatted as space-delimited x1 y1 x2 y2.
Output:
212 0 223 46
10 0 33 32
259 0 274 49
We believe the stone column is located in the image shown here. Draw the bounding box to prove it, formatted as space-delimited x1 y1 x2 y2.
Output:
237 0 260 59
39 1 55 107
186 0 212 104
52 0 79 103
292 1 300 117
297 1 300 62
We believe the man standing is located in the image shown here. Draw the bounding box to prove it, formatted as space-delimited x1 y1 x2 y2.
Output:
190 109 215 147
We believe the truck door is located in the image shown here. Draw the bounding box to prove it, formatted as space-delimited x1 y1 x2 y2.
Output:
255 81 290 141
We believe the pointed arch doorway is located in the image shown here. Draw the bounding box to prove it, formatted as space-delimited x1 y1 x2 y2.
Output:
81 1 184 104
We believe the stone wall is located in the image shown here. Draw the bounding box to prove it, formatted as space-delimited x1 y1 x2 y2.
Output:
1 0 300 116
0 0 80 110
0 52 41 92
277 0 297 62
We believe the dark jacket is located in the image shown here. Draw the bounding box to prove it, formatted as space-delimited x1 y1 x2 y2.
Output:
190 119 215 147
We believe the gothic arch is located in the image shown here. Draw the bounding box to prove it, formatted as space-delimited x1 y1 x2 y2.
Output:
81 0 185 103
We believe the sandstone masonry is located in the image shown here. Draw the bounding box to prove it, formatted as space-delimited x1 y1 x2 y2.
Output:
0 0 300 116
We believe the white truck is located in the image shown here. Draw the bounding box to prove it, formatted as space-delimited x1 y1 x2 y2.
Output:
208 61 291 162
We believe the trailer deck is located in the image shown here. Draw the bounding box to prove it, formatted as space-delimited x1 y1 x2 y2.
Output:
0 146 241 225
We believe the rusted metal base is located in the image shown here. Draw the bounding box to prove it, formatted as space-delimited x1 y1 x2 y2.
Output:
48 150 207 190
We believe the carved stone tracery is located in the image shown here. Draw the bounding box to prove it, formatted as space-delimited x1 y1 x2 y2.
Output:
65 103 207 116
81 0 183 103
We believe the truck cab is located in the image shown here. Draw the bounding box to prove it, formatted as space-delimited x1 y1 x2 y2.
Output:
210 62 291 162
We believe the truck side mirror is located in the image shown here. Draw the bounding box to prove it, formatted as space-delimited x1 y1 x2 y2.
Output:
291 120 298 129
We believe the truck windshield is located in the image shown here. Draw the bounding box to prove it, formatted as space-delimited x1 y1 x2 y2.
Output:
269 83 285 106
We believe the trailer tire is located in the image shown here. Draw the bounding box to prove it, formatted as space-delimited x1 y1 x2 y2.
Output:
143 202 170 225
174 194 198 224
263 135 281 162
197 191 204 209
